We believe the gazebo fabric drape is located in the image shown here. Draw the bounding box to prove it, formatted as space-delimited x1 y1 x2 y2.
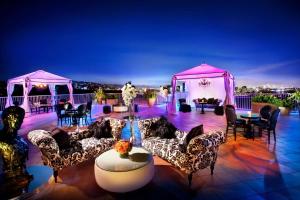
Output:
49 84 56 106
5 70 74 112
5 83 14 108
169 64 234 113
67 82 74 105
22 81 32 112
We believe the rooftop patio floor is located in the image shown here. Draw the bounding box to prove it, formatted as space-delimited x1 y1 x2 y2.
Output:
13 105 300 199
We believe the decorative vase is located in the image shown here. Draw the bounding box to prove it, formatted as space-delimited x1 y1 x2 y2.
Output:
119 152 129 159
129 118 135 145
148 98 156 107
128 103 135 118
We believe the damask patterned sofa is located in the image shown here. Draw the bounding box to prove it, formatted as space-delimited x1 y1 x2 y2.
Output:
138 117 225 186
28 117 125 182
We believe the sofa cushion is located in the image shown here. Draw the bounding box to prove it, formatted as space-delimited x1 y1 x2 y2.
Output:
179 124 204 153
79 137 115 155
51 127 71 149
138 117 160 139
142 137 190 172
149 116 176 139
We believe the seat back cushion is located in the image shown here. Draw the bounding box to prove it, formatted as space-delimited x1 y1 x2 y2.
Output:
138 117 160 139
51 127 71 149
179 124 204 153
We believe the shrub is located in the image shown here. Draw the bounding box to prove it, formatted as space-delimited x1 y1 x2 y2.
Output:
282 99 293 109
144 89 157 99
252 94 282 107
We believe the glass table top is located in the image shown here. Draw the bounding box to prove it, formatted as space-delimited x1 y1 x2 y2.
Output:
95 147 153 172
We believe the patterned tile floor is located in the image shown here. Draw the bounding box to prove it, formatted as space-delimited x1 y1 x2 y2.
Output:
15 105 300 199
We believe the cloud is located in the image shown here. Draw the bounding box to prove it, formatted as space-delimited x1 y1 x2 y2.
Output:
236 74 300 87
68 73 170 87
244 60 300 74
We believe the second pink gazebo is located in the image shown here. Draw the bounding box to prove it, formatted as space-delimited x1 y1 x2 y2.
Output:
170 63 235 112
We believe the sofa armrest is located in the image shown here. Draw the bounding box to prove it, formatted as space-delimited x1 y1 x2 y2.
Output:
187 130 225 154
138 117 160 139
28 130 64 167
28 130 59 153
68 129 93 142
186 130 225 171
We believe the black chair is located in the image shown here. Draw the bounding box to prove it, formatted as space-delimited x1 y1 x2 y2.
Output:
55 104 70 126
251 105 272 136
64 102 73 110
225 105 246 141
179 98 191 112
260 105 272 121
86 101 92 120
103 105 111 114
214 106 224 115
74 104 88 126
253 109 280 144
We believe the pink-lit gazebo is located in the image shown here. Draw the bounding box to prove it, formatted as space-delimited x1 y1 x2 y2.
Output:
5 70 74 112
170 64 235 111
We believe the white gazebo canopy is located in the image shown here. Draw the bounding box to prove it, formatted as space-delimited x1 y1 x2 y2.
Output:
5 70 74 112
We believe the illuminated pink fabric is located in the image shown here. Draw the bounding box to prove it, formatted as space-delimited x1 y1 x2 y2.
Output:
6 70 74 112
170 64 235 113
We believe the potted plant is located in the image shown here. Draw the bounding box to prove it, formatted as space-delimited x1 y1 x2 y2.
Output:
289 90 300 116
279 98 293 116
106 94 119 105
144 89 157 107
94 87 106 104
251 94 281 113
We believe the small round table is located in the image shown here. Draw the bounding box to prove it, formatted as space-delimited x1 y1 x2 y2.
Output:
94 147 154 193
199 102 207 114
240 113 260 139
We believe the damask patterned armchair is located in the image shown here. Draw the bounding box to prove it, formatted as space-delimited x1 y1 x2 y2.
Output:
138 117 225 187
28 117 125 182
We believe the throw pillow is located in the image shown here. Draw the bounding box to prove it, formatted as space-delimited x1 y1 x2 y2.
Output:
207 98 214 104
179 124 204 153
51 127 71 149
92 120 113 139
149 116 176 139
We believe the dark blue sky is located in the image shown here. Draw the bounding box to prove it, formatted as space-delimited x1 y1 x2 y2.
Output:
1 0 300 87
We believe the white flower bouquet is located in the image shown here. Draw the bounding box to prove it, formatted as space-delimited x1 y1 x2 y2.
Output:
121 82 137 106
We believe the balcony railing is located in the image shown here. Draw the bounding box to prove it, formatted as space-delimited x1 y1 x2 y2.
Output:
0 93 294 112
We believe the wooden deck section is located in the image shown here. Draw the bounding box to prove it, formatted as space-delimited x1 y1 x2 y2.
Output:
15 105 300 199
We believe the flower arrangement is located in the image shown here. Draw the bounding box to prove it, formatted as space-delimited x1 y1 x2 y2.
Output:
114 139 132 158
121 82 137 106
160 86 169 98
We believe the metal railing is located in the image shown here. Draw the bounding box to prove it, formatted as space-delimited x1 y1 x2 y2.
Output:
0 92 294 111
0 93 95 111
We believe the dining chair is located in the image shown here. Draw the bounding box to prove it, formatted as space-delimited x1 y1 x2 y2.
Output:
225 105 246 141
253 108 280 144
86 101 92 121
74 104 89 126
55 104 71 126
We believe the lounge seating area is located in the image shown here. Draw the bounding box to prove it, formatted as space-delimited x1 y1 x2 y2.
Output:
1 99 299 199
28 117 125 182
138 116 225 186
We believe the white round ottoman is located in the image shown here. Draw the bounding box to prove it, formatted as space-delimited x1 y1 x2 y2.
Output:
94 147 154 193
113 106 128 113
